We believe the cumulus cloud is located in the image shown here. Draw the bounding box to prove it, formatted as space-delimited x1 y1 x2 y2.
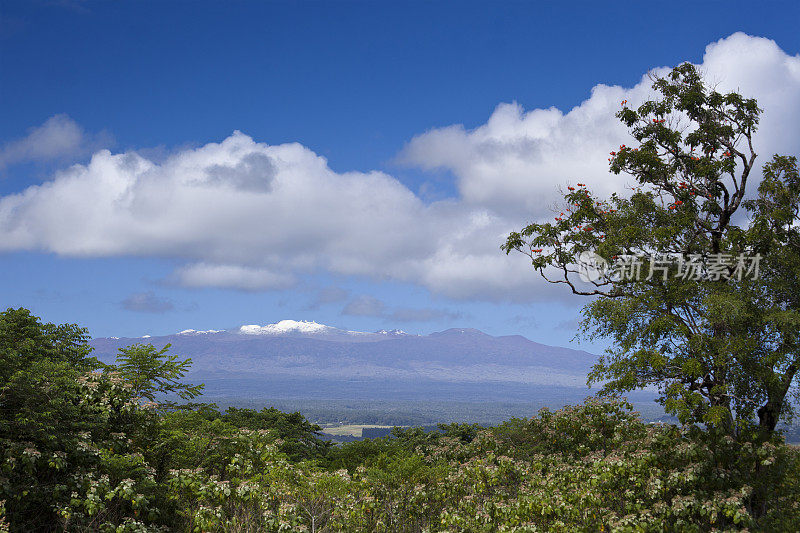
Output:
121 291 174 313
0 114 111 170
175 263 296 291
400 33 800 219
0 34 797 303
0 130 539 300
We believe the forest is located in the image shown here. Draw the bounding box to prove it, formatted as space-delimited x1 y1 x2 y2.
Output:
1 307 799 532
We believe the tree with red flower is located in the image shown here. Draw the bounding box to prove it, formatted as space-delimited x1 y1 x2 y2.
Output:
503 62 800 450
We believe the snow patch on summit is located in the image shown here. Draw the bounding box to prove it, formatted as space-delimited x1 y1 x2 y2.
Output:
239 320 331 335
179 329 223 335
376 329 409 335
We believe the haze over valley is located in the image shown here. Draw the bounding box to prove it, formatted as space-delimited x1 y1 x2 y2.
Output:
89 319 662 425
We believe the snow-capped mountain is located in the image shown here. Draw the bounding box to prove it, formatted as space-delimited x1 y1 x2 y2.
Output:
375 329 409 336
236 320 416 339
89 321 600 402
239 320 332 335
179 329 223 335
170 320 415 342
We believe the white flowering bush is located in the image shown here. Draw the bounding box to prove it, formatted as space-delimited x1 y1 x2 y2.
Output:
161 398 800 532
3 308 799 531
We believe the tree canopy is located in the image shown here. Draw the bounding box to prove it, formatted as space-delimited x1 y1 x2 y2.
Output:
112 343 204 403
2 307 800 530
503 63 800 437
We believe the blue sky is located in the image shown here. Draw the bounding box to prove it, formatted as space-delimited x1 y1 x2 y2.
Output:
1 1 799 350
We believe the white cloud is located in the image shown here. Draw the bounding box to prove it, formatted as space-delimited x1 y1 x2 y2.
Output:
0 114 111 170
0 33 797 303
400 33 800 219
0 130 540 300
700 34 800 161
175 263 296 291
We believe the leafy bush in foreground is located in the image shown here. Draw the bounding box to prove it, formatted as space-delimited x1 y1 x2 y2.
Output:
2 307 799 531
164 398 800 532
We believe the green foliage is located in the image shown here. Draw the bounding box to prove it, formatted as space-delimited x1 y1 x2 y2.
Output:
503 63 800 437
162 396 800 532
4 308 800 530
146 405 332 484
0 308 165 531
0 307 98 380
220 407 332 462
112 343 204 403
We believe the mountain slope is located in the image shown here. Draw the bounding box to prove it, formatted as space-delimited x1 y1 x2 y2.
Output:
90 321 598 390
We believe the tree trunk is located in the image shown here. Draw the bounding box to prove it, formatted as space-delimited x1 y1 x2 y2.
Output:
758 360 798 434
757 400 782 433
